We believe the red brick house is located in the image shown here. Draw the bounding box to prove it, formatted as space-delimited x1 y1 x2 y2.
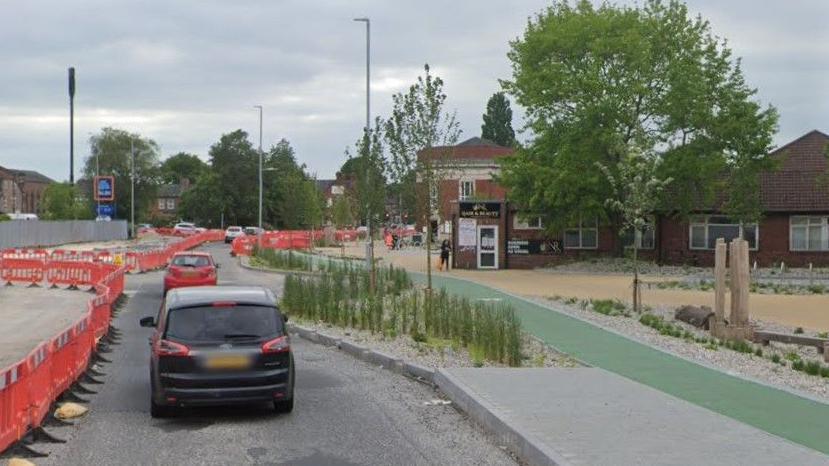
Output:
150 179 191 220
426 131 829 270
0 166 54 215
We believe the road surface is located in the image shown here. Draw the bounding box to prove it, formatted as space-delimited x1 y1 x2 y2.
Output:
38 243 515 465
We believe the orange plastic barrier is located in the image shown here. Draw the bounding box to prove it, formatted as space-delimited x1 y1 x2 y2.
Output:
0 254 127 454
1 258 44 285
45 261 100 289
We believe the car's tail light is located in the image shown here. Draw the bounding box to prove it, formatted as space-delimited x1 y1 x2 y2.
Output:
262 336 290 354
154 339 190 357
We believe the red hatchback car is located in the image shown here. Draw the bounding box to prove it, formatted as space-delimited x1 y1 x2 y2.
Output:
164 252 218 294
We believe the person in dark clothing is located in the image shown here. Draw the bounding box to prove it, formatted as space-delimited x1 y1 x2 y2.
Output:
439 239 451 271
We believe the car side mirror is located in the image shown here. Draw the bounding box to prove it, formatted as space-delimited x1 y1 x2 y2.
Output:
139 316 157 328
282 314 289 323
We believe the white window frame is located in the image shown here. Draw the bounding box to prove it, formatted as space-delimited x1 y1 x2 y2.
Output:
688 215 758 251
459 179 475 201
513 214 543 230
166 198 175 210
623 217 656 250
158 198 165 210
564 218 598 250
789 216 829 251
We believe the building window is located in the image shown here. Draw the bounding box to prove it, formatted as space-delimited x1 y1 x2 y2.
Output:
622 218 655 249
513 215 543 230
459 180 475 200
790 216 829 251
158 199 165 210
688 215 758 250
166 199 175 211
564 218 598 249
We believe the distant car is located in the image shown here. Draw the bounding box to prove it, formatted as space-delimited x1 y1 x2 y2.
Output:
173 222 197 236
244 226 263 236
8 213 39 220
139 286 295 417
225 226 244 243
137 223 153 229
195 227 207 233
163 252 218 294
95 215 111 222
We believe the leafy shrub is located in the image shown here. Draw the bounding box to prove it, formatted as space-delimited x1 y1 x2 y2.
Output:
785 352 801 362
817 331 828 338
792 360 805 372
804 361 822 376
591 299 627 316
754 348 763 357
794 327 804 334
770 353 781 364
807 284 826 294
821 366 829 378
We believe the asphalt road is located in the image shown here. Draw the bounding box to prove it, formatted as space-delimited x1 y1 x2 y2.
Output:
37 243 516 466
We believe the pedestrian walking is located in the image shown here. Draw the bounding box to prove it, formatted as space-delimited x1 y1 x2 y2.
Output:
439 239 451 271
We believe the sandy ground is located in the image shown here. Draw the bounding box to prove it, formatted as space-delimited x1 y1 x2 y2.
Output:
316 242 829 332
0 286 91 369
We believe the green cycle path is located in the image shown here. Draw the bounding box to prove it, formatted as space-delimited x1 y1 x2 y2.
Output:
411 272 829 456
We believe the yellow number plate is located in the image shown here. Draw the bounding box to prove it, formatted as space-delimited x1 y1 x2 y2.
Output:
205 355 250 370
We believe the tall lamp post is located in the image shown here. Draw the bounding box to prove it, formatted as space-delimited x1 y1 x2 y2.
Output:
254 105 264 237
130 139 135 238
353 17 375 288
68 67 75 184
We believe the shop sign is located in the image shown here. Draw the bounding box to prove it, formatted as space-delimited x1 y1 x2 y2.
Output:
459 201 500 218
507 239 562 255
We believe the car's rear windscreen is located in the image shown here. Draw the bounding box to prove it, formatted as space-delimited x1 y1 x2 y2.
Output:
165 305 282 342
171 255 211 267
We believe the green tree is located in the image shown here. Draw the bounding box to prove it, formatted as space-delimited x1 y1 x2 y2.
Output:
345 119 387 230
40 182 92 220
500 0 778 251
207 129 258 226
83 127 161 222
160 152 207 184
385 63 461 292
330 194 354 228
598 147 672 311
264 139 323 229
177 172 225 227
481 92 516 147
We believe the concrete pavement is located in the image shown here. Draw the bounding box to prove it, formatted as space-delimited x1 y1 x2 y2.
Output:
0 286 90 369
438 367 829 466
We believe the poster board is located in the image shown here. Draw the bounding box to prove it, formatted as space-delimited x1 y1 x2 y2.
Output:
458 218 477 247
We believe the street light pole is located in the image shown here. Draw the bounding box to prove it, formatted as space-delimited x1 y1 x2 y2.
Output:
68 67 75 184
130 139 135 238
353 16 375 288
254 105 263 232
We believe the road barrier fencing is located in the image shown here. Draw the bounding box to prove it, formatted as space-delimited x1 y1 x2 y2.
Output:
0 230 219 455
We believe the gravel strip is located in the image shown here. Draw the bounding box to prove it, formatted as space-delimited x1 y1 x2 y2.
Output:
529 296 829 402
293 318 578 370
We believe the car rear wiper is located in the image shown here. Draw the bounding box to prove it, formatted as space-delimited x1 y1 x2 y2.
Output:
223 333 260 339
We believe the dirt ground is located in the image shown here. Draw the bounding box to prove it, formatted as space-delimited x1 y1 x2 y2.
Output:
316 242 829 332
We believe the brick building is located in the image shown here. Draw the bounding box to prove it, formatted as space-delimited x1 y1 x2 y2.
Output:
425 131 829 270
0 166 54 215
151 179 191 220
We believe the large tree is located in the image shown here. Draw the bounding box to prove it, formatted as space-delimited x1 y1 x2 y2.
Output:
205 129 258 226
385 63 461 291
83 127 161 222
264 139 323 229
481 92 516 147
160 152 207 184
500 0 778 249
40 182 92 220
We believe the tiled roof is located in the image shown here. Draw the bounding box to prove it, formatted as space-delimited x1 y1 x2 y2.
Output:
418 139 514 161
14 169 55 184
760 130 829 211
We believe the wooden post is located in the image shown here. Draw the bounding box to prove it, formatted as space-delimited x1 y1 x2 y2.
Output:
714 238 727 324
731 239 750 327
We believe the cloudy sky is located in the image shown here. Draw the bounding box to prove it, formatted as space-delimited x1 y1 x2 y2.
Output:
1 0 827 182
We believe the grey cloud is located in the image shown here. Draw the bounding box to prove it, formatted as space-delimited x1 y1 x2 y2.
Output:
0 0 827 182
